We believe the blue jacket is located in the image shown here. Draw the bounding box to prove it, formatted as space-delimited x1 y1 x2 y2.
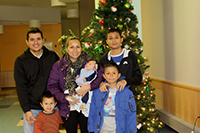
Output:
88 86 137 133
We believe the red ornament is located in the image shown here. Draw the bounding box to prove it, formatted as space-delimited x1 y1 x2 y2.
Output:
99 19 105 25
85 43 91 48
111 6 117 12
129 10 132 13
99 0 107 6
89 33 93 37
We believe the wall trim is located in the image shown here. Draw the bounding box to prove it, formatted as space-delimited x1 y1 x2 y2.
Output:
153 78 200 92
157 106 200 133
1 71 15 88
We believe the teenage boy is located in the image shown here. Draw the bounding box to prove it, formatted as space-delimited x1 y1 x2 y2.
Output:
99 28 142 93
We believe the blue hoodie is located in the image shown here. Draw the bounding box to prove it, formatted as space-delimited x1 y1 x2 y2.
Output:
88 85 137 133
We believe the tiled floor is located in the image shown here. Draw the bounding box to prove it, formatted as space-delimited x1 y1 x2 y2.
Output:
0 87 177 133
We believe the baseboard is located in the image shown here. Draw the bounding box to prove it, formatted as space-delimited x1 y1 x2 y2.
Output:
157 107 200 133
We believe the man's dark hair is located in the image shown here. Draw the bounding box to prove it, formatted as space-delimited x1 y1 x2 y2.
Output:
26 27 43 41
107 28 121 37
41 91 54 102
103 62 120 73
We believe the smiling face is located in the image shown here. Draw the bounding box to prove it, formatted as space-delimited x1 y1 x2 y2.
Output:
106 31 123 50
103 66 121 85
66 39 82 62
26 33 44 56
40 97 57 114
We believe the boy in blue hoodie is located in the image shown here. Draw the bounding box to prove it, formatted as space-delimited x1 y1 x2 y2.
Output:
88 62 137 133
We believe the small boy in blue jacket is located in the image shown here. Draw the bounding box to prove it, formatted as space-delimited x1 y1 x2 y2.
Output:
88 62 137 133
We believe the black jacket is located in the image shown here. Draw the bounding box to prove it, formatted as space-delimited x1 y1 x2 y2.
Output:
14 46 59 113
99 49 142 92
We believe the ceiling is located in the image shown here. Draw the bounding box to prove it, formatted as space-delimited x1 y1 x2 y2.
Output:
0 0 80 25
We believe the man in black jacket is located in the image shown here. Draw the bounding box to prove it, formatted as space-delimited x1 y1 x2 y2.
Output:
14 28 59 133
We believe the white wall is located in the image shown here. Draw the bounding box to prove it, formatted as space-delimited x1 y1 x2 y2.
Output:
142 0 200 88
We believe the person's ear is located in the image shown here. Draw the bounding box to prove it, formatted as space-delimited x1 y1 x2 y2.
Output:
121 37 123 44
65 47 68 53
26 40 29 46
40 102 43 107
118 73 121 79
42 38 44 44
103 73 105 79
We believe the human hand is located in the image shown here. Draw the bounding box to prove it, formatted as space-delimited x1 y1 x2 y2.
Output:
116 79 127 91
65 96 80 106
76 84 90 97
82 77 86 82
76 75 80 79
99 82 110 92
25 111 35 126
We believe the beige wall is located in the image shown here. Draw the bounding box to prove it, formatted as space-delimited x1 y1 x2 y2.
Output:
0 24 62 87
0 24 62 71
141 0 200 129
141 0 200 88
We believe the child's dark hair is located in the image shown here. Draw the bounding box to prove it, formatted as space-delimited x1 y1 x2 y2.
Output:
41 91 55 102
26 27 43 41
103 62 120 73
107 28 121 37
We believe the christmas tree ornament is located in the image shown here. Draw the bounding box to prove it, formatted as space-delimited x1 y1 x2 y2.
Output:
129 10 132 13
111 6 117 12
137 123 142 129
143 75 146 81
95 45 100 50
144 70 149 75
137 59 140 64
128 0 132 4
126 17 131 23
85 43 91 48
150 127 154 132
146 87 150 92
91 22 94 26
89 33 93 37
90 29 94 34
99 19 105 25
117 24 123 30
124 44 129 49
132 31 137 37
99 0 107 6
124 3 130 9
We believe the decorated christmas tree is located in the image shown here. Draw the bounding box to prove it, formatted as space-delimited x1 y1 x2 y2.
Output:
80 0 164 132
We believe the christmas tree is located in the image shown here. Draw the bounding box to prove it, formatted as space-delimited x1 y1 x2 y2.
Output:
80 0 164 132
